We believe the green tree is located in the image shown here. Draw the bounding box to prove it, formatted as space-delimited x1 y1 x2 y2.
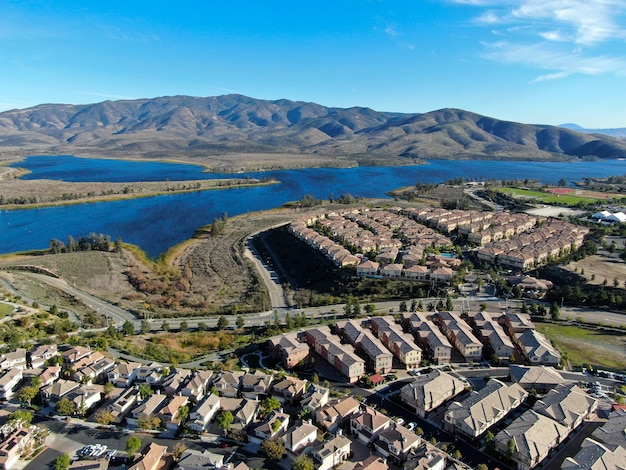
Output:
415 426 424 437
446 295 454 311
476 465 488 470
122 320 135 336
271 419 283 433
178 405 189 422
261 437 285 460
17 386 38 406
161 320 170 332
485 430 495 449
262 396 281 415
452 450 462 460
54 453 70 470
236 315 245 329
399 300 408 312
217 410 234 434
138 383 153 400
7 410 33 426
507 438 516 460
94 409 115 426
550 302 560 320
103 381 114 398
140 320 150 334
172 442 187 461
126 436 142 457
56 397 76 416
137 415 161 430
364 303 375 314
292 454 315 470
180 320 188 332
217 315 229 330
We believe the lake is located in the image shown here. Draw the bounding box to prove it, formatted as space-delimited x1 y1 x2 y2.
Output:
3 155 625 257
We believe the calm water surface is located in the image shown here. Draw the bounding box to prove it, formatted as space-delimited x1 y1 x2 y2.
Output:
4 155 625 257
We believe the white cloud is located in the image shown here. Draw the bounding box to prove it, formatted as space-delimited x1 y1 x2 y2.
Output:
452 0 626 79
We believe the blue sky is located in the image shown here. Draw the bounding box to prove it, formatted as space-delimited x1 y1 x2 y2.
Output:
1 0 625 128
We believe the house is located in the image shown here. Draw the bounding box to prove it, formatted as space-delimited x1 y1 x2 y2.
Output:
374 424 421 464
249 409 289 443
69 459 108 470
61 346 91 364
300 384 330 412
65 384 103 414
381 263 404 278
181 370 213 402
354 455 390 470
240 370 273 400
0 349 27 371
271 376 307 405
406 312 452 364
514 330 561 365
127 393 168 427
533 384 598 431
509 365 566 393
175 449 224 470
350 406 392 444
336 320 393 374
221 398 259 430
0 427 36 469
28 344 57 368
107 361 142 388
443 379 528 438
400 370 465 418
128 442 168 470
106 387 139 424
284 421 318 453
305 327 365 383
504 313 535 335
494 410 569 470
73 356 115 383
370 316 422 369
135 362 165 385
478 321 515 362
310 434 352 470
162 368 192 396
315 396 361 432
214 371 244 398
188 393 220 432
268 333 310 369
0 368 23 400
158 395 190 431
402 444 448 470
356 260 380 277
40 379 80 405
436 311 483 361
562 437 626 470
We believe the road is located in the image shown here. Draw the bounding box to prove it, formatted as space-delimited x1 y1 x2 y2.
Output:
244 234 288 309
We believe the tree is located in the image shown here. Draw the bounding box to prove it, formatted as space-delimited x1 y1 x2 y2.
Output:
452 450 462 460
364 303 375 314
56 397 76 416
178 405 189 422
137 415 161 430
122 320 135 336
476 465 488 470
446 295 454 311
415 426 424 437
261 437 285 460
161 320 170 332
217 315 229 330
507 438 516 460
138 383 153 400
236 315 245 329
140 320 150 334
292 454 315 470
217 410 234 434
485 430 495 449
7 410 33 426
172 442 187 461
126 436 142 457
94 409 115 426
17 386 38 406
103 381 114 398
262 396 281 415
399 300 408 313
550 302 560 320
180 320 188 331
54 453 70 470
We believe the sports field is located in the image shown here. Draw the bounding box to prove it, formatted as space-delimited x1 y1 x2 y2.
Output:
497 187 618 205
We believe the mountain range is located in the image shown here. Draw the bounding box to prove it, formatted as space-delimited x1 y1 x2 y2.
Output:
1 94 625 163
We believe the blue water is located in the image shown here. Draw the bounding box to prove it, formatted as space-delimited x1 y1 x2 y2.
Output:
3 155 625 257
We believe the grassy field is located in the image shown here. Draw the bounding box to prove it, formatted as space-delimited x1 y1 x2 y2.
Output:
497 187 604 206
536 322 626 370
0 303 13 319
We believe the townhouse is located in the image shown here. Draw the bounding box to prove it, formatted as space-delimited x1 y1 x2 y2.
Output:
370 316 422 369
404 312 452 364
494 410 569 470
436 311 483 361
514 329 561 366
400 370 465 418
533 384 598 431
336 320 393 374
305 327 365 383
509 365 567 393
562 437 626 470
267 332 310 370
443 379 528 438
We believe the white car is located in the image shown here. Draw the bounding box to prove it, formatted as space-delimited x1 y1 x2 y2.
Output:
407 422 417 431
395 418 405 425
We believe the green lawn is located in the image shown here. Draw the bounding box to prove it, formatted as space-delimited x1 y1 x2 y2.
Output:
536 323 626 370
0 303 14 319
497 188 601 206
